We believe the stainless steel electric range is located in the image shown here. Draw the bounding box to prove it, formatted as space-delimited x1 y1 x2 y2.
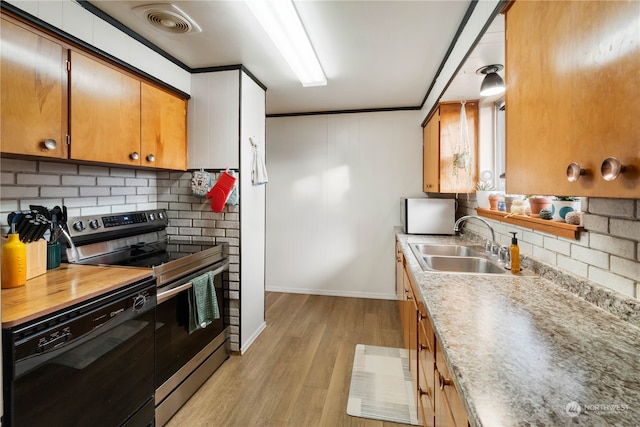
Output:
65 208 230 426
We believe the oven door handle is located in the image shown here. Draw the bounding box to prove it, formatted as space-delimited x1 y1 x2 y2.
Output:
157 282 192 304
157 261 229 304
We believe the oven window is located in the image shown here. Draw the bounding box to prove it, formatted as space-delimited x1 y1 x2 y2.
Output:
155 273 227 388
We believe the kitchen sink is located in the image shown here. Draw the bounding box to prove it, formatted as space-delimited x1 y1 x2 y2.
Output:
408 242 520 275
420 255 507 274
410 243 484 257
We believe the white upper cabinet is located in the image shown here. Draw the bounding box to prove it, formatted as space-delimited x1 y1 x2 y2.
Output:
188 70 241 169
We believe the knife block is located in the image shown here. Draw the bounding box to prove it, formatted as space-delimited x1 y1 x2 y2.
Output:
1 237 48 279
26 239 47 279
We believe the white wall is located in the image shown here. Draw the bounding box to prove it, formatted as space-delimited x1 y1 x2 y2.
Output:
239 72 267 352
266 111 423 299
6 0 191 93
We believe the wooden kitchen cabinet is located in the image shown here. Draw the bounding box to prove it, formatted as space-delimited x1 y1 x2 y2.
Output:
397 238 470 427
423 101 478 193
396 242 405 313
70 51 141 166
402 261 418 386
418 312 436 427
0 16 68 159
1 12 188 170
141 82 187 170
422 109 440 192
504 0 640 198
435 339 469 427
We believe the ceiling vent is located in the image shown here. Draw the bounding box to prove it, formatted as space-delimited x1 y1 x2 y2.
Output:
132 4 202 35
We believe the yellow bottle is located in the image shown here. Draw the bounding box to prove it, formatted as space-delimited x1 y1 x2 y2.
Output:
2 225 27 288
510 232 520 275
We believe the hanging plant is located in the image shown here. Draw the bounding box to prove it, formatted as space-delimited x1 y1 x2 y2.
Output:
453 101 471 178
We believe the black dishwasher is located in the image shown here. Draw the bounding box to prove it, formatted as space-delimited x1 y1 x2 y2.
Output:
2 277 156 427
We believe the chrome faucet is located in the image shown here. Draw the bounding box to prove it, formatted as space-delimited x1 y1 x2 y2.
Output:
454 215 496 246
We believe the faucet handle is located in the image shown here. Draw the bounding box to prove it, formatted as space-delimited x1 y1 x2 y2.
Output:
498 246 510 264
491 243 500 257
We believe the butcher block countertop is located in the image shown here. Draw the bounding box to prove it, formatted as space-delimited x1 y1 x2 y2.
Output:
2 263 153 328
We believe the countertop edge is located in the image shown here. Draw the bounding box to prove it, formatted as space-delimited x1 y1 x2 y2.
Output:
2 264 154 328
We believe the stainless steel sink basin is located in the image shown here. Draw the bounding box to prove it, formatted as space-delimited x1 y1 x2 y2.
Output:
409 242 515 275
421 255 507 274
408 242 535 276
410 243 484 257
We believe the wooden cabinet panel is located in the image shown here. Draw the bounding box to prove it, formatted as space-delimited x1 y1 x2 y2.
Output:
418 319 435 427
423 102 478 193
70 51 141 165
1 17 67 158
435 340 469 427
423 110 440 192
396 242 405 315
505 0 640 198
141 82 187 170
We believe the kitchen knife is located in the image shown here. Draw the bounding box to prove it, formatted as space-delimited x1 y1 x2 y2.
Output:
22 219 38 243
16 214 32 238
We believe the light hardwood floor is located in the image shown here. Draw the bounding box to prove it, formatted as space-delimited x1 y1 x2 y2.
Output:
165 292 408 427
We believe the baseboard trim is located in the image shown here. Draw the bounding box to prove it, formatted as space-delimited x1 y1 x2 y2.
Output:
240 321 267 355
265 286 397 301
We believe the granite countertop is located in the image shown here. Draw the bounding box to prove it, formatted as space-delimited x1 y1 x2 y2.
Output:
396 232 640 426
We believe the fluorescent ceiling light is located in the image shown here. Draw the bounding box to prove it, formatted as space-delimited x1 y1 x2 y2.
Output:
246 0 326 87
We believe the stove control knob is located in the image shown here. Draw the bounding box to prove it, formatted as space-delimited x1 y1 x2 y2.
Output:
73 221 86 232
149 213 155 221
89 219 101 230
158 212 165 219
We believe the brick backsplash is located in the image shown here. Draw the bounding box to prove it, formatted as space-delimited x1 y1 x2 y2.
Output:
0 159 241 351
457 195 640 301
157 170 241 351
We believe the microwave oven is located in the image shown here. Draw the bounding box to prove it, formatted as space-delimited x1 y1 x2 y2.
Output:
400 198 455 234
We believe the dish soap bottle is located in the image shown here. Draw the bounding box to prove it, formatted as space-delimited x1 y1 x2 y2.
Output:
2 224 27 288
509 232 520 275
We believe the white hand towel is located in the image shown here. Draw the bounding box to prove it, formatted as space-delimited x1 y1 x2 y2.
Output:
250 137 268 185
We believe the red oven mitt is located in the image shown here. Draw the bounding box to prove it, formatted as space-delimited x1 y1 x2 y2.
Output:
206 169 237 213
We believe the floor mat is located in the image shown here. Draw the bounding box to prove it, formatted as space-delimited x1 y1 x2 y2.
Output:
347 344 419 425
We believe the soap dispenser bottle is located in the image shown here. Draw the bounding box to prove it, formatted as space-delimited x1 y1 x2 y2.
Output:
509 232 520 275
2 223 27 288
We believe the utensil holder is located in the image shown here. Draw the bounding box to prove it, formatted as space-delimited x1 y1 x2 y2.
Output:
47 242 61 270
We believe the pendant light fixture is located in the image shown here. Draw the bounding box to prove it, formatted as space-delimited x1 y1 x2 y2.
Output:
477 64 505 97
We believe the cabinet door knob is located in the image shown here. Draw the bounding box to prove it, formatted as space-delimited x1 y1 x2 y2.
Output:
146 154 155 162
130 152 140 160
43 139 57 150
601 157 626 181
438 371 452 390
418 386 429 397
566 162 587 182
